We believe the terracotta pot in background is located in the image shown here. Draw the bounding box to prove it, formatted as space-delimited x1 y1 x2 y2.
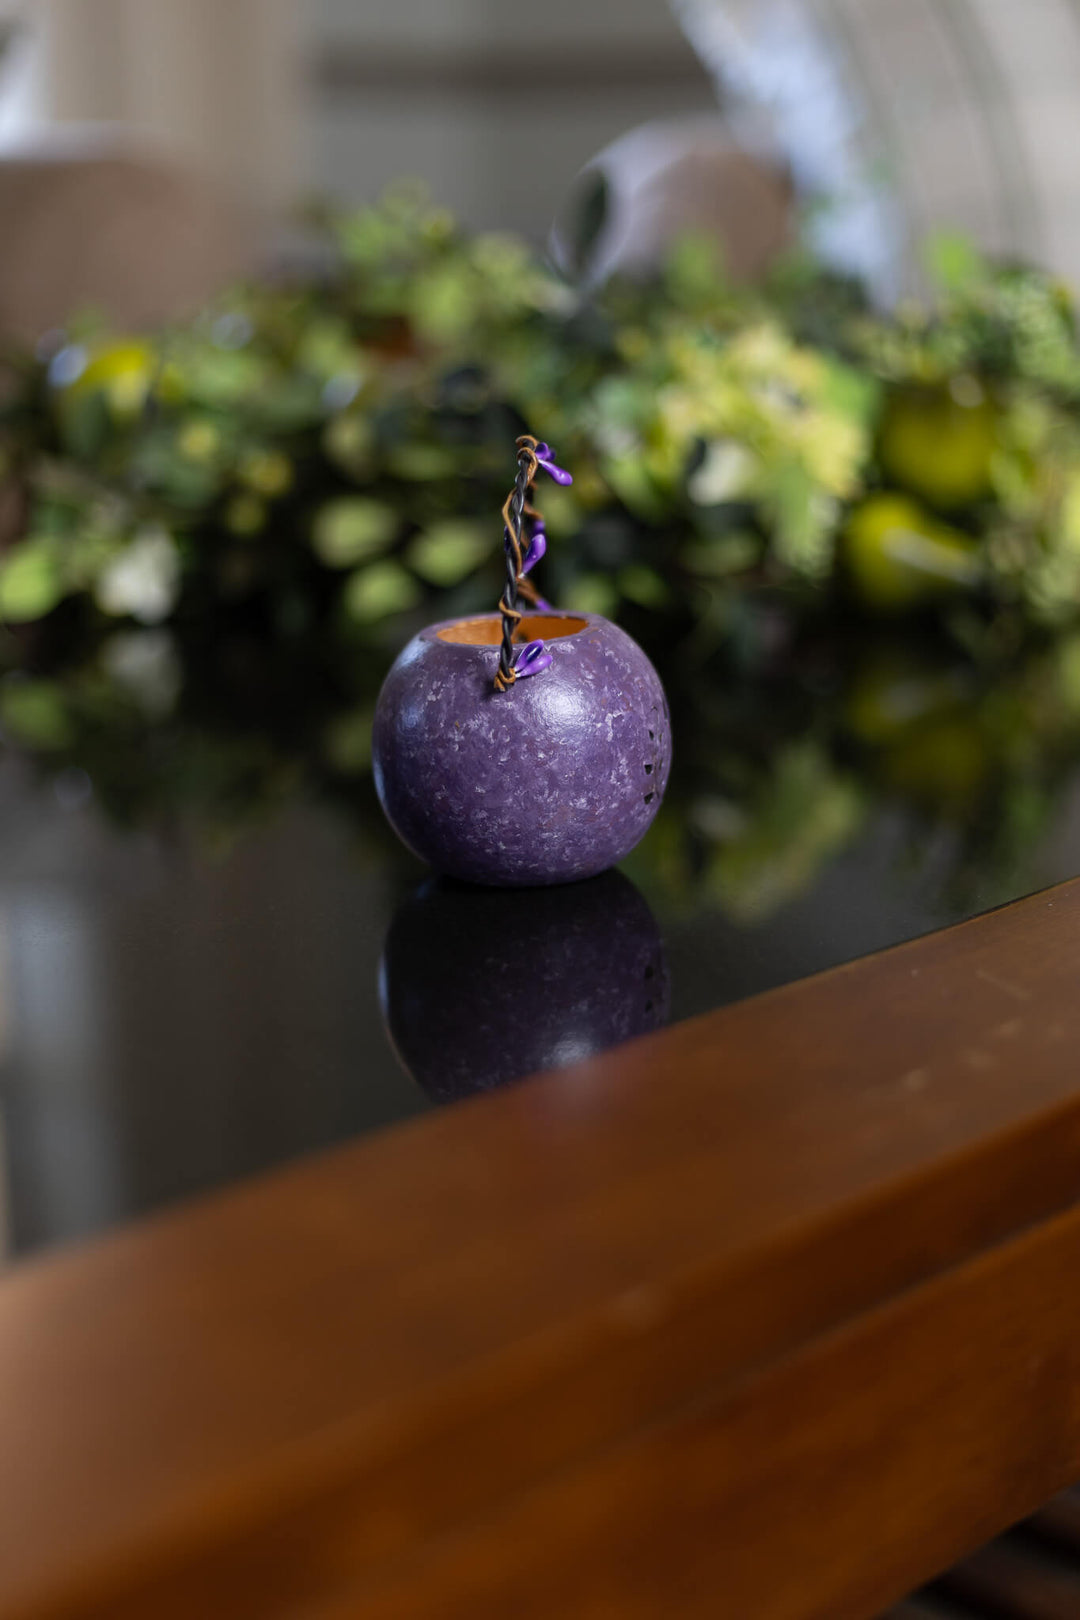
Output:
0 140 265 345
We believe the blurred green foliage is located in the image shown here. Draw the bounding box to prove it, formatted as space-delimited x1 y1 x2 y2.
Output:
5 191 1080 653
4 192 1080 916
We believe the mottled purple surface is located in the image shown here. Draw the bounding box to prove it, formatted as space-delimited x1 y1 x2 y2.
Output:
379 870 670 1100
373 612 671 886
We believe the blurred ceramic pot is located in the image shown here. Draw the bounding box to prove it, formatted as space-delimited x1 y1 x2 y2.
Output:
552 115 792 285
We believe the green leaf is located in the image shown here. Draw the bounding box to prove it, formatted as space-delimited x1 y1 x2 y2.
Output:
56 392 111 461
296 318 365 381
323 413 374 474
767 465 836 579
312 499 398 567
665 232 727 307
0 679 74 749
818 357 881 423
386 444 458 481
410 265 476 341
406 520 490 585
681 533 761 578
0 540 65 623
618 564 669 608
569 573 616 617
322 707 374 773
601 454 666 520
924 231 986 294
1056 633 1080 717
343 561 421 622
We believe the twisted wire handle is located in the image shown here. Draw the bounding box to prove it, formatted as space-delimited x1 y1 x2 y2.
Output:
493 435 540 692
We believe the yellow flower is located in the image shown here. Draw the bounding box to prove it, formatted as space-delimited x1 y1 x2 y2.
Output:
66 342 156 418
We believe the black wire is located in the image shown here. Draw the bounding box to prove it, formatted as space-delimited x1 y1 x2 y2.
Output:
495 439 538 691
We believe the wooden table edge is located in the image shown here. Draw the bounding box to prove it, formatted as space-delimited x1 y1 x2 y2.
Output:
2 876 1080 1617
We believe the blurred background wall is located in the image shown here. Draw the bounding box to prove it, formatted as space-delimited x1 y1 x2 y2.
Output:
3 0 1080 300
0 0 717 233
306 0 716 235
0 0 303 206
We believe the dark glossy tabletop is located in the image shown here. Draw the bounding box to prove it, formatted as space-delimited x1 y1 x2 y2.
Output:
2 704 1079 1259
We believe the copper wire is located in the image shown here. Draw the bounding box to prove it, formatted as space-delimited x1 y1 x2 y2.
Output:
494 434 540 692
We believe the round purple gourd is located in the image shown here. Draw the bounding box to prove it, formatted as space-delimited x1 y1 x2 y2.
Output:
372 436 671 886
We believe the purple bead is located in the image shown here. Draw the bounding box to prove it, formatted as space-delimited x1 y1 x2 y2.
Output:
520 526 546 574
532 443 573 485
373 611 671 886
513 639 552 678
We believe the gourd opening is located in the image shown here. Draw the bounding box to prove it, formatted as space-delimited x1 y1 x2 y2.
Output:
435 614 588 646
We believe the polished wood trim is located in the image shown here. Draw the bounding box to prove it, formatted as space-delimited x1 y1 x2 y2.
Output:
2 878 1080 1617
318 1195 1080 1617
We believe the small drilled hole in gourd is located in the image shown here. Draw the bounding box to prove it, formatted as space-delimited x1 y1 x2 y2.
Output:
644 791 654 803
648 730 654 740
644 763 653 774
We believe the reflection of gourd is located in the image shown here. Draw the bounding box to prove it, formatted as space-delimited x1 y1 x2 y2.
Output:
878 384 997 510
379 871 669 1101
843 494 983 610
